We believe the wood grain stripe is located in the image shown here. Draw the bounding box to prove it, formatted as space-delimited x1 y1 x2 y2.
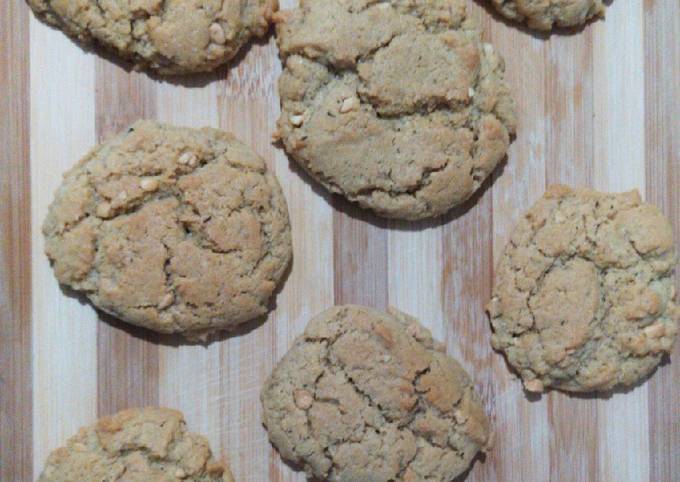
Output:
94 60 160 415
593 2 650 481
442 194 495 482
333 205 389 308
30 16 99 473
387 224 445 341
544 30 598 482
94 61 158 141
644 0 680 480
0 1 31 480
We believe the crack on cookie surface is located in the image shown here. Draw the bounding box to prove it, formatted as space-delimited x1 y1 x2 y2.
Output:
43 120 292 338
489 185 679 392
261 305 490 481
38 408 232 481
275 0 516 220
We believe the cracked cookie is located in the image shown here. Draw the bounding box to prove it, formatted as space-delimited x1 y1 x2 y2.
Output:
489 0 607 31
43 120 292 340
274 0 516 220
39 407 235 481
488 185 679 393
27 0 277 74
261 305 491 481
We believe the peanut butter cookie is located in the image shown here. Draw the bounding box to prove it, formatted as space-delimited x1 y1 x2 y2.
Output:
489 0 607 31
488 185 679 393
43 120 291 340
262 305 491 481
27 0 277 74
274 0 516 220
39 407 234 481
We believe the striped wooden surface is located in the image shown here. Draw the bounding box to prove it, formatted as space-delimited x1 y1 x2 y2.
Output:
1 0 678 480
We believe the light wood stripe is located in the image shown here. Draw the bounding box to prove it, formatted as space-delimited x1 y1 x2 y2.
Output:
30 13 97 474
644 0 680 480
94 60 160 416
593 2 650 482
543 29 598 482
29 15 99 476
0 1 31 480
387 224 445 340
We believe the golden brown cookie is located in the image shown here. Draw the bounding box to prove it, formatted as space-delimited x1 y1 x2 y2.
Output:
489 0 607 31
43 120 291 340
274 0 516 220
39 407 234 482
488 185 679 393
261 305 491 481
27 0 277 74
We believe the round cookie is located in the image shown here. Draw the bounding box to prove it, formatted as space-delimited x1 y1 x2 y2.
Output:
43 120 291 340
27 0 277 74
39 407 234 481
489 0 607 31
488 185 679 393
261 305 491 481
274 0 516 220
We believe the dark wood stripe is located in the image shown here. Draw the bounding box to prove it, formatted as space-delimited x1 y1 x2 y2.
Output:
645 1 680 480
332 201 389 308
441 189 494 482
95 61 158 141
0 1 32 480
95 60 160 415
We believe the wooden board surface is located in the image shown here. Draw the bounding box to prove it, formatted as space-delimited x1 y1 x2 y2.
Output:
1 0 679 480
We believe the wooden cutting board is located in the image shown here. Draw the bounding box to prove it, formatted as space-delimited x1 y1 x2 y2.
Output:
2 0 678 480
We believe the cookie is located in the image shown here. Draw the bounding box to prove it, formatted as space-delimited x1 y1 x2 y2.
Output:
39 407 234 482
261 305 491 481
27 0 277 74
488 185 679 393
489 0 606 30
43 120 291 340
274 0 516 220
